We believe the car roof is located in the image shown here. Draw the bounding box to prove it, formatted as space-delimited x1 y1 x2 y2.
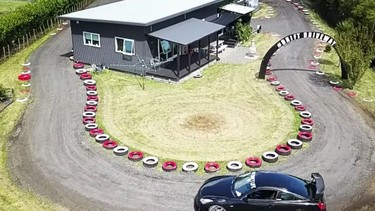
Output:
254 171 310 198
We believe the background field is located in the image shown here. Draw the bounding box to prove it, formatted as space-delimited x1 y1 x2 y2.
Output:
0 0 28 14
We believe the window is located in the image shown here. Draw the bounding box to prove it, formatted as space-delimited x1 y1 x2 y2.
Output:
115 37 135 55
276 192 297 200
83 32 100 47
247 190 277 200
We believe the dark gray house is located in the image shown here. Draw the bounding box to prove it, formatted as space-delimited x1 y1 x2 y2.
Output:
60 0 256 81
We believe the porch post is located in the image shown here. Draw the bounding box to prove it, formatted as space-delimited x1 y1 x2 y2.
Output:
188 45 191 73
177 44 181 80
198 40 201 67
207 35 210 62
216 33 219 61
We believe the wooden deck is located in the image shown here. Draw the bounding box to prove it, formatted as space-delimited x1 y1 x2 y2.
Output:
145 52 217 81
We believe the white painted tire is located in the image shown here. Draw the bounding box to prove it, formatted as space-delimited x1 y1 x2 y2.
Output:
329 80 340 85
86 91 98 96
113 146 129 156
95 134 109 143
287 139 303 150
279 90 289 96
300 124 313 132
311 61 320 66
22 62 31 66
75 68 86 75
182 162 199 172
300 111 312 118
16 97 28 102
69 56 74 61
83 111 96 118
262 151 279 163
316 71 325 75
62 22 69 25
362 98 374 103
226 161 243 172
291 100 302 106
83 79 96 86
85 123 98 131
270 81 280 86
86 101 98 106
142 156 159 167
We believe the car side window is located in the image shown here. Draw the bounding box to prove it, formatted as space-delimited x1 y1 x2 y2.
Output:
247 190 277 200
276 192 301 200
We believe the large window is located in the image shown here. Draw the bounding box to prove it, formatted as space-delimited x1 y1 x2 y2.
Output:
115 37 135 55
83 32 100 47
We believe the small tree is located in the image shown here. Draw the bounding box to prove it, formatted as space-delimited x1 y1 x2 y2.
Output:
235 19 252 43
334 21 375 88
0 84 8 102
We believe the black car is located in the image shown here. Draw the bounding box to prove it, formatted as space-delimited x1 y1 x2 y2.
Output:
194 171 326 211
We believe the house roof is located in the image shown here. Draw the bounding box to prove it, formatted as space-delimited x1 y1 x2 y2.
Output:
210 12 241 26
221 3 256 15
148 18 225 45
60 0 223 26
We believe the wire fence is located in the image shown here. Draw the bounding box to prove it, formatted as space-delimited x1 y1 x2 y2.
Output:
0 0 95 64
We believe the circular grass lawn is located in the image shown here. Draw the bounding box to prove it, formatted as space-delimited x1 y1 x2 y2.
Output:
95 62 296 162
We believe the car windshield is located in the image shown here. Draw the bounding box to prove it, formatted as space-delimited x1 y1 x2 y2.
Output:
233 172 256 197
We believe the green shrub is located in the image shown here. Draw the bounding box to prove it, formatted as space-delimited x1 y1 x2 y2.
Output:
324 44 332 52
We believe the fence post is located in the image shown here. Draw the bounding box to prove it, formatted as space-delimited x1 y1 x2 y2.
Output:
22 36 25 49
26 33 29 46
18 38 21 51
7 45 10 57
3 47 6 60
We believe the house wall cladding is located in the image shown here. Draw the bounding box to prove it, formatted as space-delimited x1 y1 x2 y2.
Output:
71 21 151 74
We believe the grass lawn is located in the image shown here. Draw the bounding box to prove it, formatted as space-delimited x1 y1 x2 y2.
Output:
306 11 375 117
0 33 59 210
252 2 277 19
94 33 301 173
0 0 28 14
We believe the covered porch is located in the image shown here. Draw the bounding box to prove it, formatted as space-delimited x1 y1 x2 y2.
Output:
147 18 225 81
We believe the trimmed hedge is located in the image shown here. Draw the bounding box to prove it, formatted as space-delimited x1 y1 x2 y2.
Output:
0 0 88 47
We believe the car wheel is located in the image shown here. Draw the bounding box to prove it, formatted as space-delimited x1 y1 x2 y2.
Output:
209 205 226 211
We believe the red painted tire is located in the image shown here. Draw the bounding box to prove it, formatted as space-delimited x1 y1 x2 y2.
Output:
265 70 272 75
86 85 97 91
162 161 178 172
80 73 92 80
245 157 262 168
275 86 285 91
128 151 143 161
267 76 277 82
295 105 306 111
297 131 313 142
308 65 317 70
284 94 295 101
275 144 292 156
204 162 220 173
73 62 84 69
89 128 103 137
301 118 314 126
333 86 343 91
102 140 118 149
347 91 357 97
83 117 95 124
84 105 97 112
87 95 99 102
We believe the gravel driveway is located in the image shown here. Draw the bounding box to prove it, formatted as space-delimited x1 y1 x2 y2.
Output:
8 0 375 210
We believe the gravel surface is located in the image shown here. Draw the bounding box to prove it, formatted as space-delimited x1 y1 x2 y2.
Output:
7 0 375 211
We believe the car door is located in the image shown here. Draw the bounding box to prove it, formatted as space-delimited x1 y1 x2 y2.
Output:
236 189 278 211
270 191 309 211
